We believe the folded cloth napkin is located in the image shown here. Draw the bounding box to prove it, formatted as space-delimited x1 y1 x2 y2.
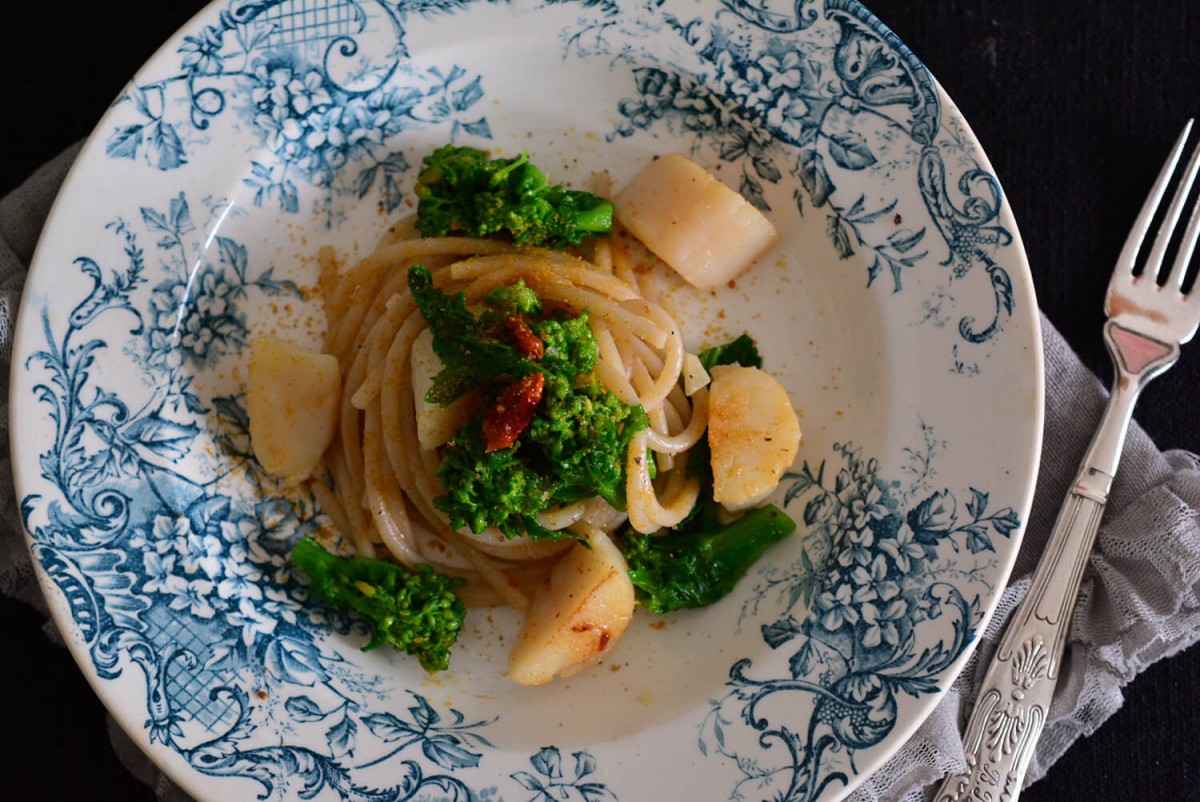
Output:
2 146 1199 802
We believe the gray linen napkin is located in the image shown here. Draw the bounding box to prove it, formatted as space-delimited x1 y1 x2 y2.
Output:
3 145 1199 802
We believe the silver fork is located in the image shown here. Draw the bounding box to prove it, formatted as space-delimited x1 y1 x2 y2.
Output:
934 120 1200 802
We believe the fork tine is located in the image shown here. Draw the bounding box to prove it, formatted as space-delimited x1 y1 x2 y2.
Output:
1166 171 1200 293
1141 120 1200 283
1117 120 1194 275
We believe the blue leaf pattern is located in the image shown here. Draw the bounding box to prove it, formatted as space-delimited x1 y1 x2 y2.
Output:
107 125 144 161
326 714 357 758
284 695 325 722
828 130 877 170
512 747 616 802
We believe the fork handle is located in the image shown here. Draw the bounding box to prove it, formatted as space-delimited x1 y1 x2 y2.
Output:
934 488 1104 802
934 322 1178 802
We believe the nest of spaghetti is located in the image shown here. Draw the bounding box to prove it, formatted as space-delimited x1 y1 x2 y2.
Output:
248 150 802 684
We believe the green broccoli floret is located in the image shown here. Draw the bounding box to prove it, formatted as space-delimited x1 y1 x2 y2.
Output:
528 374 650 509
534 311 598 375
290 537 467 672
482 279 542 319
434 420 557 541
621 505 795 614
414 144 613 248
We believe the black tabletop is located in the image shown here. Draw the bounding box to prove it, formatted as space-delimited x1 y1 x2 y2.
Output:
3 2 1198 801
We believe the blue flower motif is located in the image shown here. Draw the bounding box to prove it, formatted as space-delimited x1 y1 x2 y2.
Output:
168 578 217 618
712 49 739 90
861 596 908 648
258 110 307 157
838 526 875 568
761 51 806 92
850 483 888 528
729 64 775 115
262 587 299 625
142 551 182 595
217 555 264 602
289 70 333 115
219 517 251 545
226 596 278 645
346 97 387 142
251 65 298 112
880 522 925 573
764 93 811 143
146 329 183 368
302 107 350 171
248 537 289 576
150 281 186 333
817 582 860 631
176 527 224 579
180 312 217 358
850 555 901 605
179 25 225 75
152 514 189 554
195 270 235 318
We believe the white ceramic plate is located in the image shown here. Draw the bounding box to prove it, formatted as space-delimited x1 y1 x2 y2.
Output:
11 1 1043 800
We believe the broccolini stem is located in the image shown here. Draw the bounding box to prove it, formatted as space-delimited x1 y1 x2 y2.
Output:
623 504 796 614
488 150 531 186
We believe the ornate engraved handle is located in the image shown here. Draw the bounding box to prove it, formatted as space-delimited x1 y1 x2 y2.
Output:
935 490 1103 802
934 321 1179 802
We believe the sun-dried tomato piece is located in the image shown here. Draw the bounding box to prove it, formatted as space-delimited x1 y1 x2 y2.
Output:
483 372 545 452
504 315 544 360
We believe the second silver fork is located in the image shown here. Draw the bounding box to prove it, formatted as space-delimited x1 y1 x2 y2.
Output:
934 120 1200 802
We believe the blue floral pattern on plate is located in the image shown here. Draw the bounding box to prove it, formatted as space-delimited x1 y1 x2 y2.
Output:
12 1 1042 801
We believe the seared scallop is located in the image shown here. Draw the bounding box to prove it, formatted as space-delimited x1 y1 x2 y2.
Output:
247 334 341 480
613 153 778 291
707 365 801 511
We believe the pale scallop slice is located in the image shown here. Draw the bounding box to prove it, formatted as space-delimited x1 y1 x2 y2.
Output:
707 365 801 511
411 328 481 451
613 153 778 291
247 334 341 481
508 529 636 686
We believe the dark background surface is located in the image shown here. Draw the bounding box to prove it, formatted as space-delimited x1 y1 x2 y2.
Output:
2 1 1198 800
